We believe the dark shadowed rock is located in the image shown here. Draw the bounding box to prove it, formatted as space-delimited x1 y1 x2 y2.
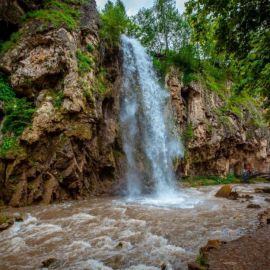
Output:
188 262 206 270
247 204 261 209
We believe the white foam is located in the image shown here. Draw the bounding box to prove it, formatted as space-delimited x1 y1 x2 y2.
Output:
67 259 113 270
126 265 160 270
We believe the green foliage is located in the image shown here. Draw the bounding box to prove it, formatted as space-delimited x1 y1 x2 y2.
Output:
182 72 198 85
0 136 22 158
182 174 240 187
94 69 107 95
0 75 34 137
0 31 22 55
76 50 93 75
132 0 190 53
24 0 80 31
186 0 270 118
195 254 207 269
182 123 194 143
0 76 16 102
2 99 35 136
0 213 9 225
53 90 65 108
152 45 200 77
86 43 94 53
99 0 130 47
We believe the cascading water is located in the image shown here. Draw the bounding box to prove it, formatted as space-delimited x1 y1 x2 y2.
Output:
120 35 183 200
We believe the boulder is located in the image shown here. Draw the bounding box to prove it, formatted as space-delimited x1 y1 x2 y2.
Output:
215 185 232 198
258 209 270 227
255 187 270 194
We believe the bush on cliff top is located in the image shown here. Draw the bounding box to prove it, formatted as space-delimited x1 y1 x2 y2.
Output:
99 0 130 47
24 0 80 31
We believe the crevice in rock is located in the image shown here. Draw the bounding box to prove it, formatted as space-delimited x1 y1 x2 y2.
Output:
0 21 19 44
102 97 114 120
99 166 115 182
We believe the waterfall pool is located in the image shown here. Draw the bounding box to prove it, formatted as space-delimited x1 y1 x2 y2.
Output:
1 184 269 270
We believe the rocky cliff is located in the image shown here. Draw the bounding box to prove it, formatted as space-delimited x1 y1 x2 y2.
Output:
0 1 269 207
0 0 125 206
166 69 270 178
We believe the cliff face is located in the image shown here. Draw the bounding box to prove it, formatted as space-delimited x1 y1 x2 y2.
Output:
0 1 269 207
166 70 270 177
0 0 125 206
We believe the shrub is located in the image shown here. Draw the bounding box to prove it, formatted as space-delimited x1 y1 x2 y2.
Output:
2 99 35 136
0 76 15 102
76 50 93 74
182 123 194 143
53 90 65 108
0 75 35 137
94 69 107 94
0 31 22 55
182 72 198 85
86 43 94 53
0 136 21 158
24 0 80 31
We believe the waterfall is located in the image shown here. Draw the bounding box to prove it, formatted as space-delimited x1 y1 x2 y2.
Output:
120 35 183 198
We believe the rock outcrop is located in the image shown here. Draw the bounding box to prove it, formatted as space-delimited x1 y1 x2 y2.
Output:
0 0 125 206
166 69 270 177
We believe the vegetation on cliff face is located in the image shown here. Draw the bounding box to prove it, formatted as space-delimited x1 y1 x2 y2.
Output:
23 0 88 30
186 0 270 118
0 75 34 158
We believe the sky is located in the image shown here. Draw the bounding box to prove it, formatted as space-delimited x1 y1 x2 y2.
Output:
96 0 187 16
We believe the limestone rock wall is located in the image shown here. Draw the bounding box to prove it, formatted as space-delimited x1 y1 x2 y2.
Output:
166 70 270 177
0 0 125 206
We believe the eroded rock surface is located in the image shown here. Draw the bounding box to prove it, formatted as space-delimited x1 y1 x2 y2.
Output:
0 0 125 206
166 70 270 177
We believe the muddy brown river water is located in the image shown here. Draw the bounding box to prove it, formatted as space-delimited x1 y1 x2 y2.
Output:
0 184 269 270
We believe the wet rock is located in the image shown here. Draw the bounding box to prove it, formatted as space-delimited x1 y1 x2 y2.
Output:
228 191 239 200
200 240 226 257
215 185 232 198
12 213 23 222
188 262 206 270
258 209 270 227
255 187 270 194
41 258 60 268
0 217 14 231
188 240 226 270
265 198 270 203
116 242 123 248
0 223 11 231
160 262 167 270
247 204 261 209
240 194 254 200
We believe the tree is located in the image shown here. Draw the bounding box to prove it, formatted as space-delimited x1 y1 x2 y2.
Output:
99 0 129 47
186 0 270 116
132 0 190 54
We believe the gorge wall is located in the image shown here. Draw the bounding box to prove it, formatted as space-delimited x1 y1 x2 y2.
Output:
0 0 125 206
0 0 269 206
166 70 270 178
